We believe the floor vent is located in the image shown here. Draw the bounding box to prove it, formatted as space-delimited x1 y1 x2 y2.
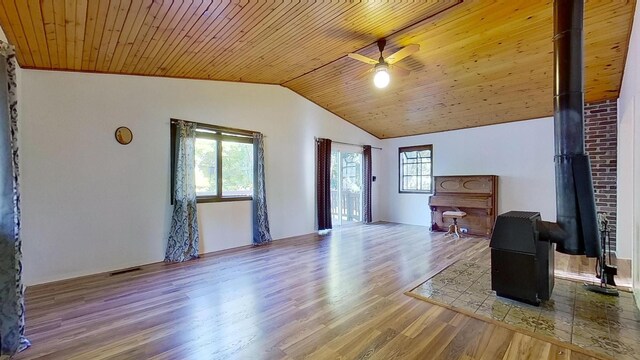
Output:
109 267 142 276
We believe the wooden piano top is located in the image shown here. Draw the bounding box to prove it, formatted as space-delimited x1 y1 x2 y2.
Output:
432 175 496 195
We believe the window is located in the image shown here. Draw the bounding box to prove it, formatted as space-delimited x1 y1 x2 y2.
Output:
399 145 433 193
171 121 255 203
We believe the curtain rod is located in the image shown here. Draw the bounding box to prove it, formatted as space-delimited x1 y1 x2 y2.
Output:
170 118 259 137
315 137 382 150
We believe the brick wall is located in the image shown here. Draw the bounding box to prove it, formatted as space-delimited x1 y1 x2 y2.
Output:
584 99 617 251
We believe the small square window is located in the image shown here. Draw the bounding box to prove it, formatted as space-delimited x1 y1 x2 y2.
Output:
399 145 433 193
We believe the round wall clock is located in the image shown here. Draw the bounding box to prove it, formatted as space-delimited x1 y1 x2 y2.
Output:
115 127 133 145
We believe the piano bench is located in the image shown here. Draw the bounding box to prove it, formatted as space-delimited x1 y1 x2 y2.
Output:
443 211 467 238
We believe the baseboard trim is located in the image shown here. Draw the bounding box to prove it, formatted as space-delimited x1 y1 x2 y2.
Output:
25 231 321 290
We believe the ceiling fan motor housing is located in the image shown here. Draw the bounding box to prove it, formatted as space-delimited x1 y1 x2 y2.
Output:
377 38 387 53
375 62 389 72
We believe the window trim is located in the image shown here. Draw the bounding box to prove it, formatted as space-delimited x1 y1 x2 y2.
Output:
398 144 433 194
170 119 256 204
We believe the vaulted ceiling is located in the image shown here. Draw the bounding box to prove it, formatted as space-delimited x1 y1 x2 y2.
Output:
0 0 635 138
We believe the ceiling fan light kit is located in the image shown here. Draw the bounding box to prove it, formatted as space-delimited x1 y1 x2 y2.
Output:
374 64 390 88
347 38 420 89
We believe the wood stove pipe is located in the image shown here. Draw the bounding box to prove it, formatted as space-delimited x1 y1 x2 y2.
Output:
543 0 600 257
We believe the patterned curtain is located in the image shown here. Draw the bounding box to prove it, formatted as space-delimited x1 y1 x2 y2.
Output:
0 41 30 357
363 145 372 223
165 121 199 262
252 133 272 245
316 138 332 231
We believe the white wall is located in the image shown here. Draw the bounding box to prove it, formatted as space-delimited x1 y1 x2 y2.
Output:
618 85 636 262
379 118 556 226
19 70 382 285
618 2 640 306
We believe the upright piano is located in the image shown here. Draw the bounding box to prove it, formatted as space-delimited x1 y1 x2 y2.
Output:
428 175 498 237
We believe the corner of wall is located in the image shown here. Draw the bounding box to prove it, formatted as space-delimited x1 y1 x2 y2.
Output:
616 0 640 309
0 26 7 43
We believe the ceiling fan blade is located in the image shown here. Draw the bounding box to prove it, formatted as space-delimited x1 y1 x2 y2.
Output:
356 68 374 80
390 64 411 77
386 44 420 64
347 53 378 65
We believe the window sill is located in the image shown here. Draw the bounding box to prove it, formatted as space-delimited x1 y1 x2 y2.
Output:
196 196 253 203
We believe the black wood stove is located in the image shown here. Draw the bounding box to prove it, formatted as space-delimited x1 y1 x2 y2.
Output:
490 212 554 305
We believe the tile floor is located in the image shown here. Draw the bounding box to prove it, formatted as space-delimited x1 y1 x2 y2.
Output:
409 260 640 359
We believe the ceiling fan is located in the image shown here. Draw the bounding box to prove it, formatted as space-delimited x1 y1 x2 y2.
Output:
347 39 420 88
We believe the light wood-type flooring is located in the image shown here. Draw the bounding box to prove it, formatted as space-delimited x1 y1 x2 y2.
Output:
555 251 632 290
17 222 622 359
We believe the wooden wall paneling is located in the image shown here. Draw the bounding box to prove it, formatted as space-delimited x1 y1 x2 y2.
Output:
144 0 210 76
231 1 358 82
179 1 459 83
194 0 303 81
0 1 461 84
187 0 270 80
291 68 549 129
87 0 110 71
332 70 550 117
134 0 192 75
157 1 230 78
80 0 99 70
40 0 60 68
582 0 635 102
63 0 76 69
0 1 35 66
166 0 234 78
300 1 458 83
101 0 132 71
171 0 249 79
208 1 369 82
52 0 67 69
242 2 370 83
119 0 168 74
182 0 270 80
12 0 43 67
288 4 549 94
22 0 51 68
283 0 635 138
94 0 120 71
108 0 148 73
0 1 633 137
132 0 188 75
0 3 16 53
235 1 454 83
73 0 88 70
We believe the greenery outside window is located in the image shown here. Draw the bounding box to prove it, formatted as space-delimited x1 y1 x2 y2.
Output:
399 145 433 193
171 120 255 203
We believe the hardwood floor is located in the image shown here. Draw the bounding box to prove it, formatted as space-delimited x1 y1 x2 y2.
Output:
18 223 604 360
555 251 632 290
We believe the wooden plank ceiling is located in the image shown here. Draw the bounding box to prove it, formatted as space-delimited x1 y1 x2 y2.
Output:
0 0 635 138
0 0 458 83
284 0 637 137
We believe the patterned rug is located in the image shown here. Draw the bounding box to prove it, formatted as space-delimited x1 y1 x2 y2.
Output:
407 260 640 359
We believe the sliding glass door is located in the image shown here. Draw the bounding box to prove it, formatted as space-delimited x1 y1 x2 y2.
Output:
330 150 363 226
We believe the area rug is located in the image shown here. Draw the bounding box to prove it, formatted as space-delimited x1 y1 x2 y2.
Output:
407 260 640 360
